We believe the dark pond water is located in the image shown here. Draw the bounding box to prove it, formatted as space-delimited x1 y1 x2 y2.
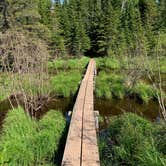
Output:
0 97 74 129
94 97 162 129
0 95 163 130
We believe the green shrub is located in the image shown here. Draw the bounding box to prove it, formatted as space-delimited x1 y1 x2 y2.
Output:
0 107 65 165
51 71 81 97
99 113 166 166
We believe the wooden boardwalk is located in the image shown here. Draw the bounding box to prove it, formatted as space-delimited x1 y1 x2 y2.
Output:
62 59 100 166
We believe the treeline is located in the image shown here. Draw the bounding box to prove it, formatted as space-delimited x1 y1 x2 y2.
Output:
0 0 165 58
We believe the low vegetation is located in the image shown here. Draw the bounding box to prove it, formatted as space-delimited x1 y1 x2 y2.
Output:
95 56 166 73
95 71 160 103
0 73 51 102
51 71 82 97
48 57 89 72
0 107 65 165
99 113 166 166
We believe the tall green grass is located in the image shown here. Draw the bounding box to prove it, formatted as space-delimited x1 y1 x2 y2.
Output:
99 113 166 166
130 82 157 103
95 72 162 103
0 73 51 101
0 107 65 165
95 72 126 99
48 57 89 71
51 71 82 97
95 56 166 73
95 57 120 70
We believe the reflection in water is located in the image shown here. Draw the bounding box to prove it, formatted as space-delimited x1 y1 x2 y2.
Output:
0 96 163 130
0 97 74 129
95 97 162 129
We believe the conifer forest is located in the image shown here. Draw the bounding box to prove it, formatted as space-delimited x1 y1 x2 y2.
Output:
0 0 166 165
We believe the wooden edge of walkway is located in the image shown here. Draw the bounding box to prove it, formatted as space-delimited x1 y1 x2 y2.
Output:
62 59 100 166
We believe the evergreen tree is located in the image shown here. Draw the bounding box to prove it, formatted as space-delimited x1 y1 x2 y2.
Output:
38 0 52 26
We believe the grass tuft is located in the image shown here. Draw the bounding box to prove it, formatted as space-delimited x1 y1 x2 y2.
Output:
51 71 82 97
99 113 166 166
0 107 65 165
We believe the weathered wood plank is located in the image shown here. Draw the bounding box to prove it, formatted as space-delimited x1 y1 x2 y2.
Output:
62 59 100 166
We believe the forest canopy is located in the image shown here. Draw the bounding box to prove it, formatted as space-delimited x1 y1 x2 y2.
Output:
0 0 165 58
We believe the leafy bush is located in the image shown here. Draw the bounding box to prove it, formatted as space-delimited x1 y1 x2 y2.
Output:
99 113 166 166
0 107 65 165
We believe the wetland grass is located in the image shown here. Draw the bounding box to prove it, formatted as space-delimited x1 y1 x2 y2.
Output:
51 71 82 97
95 71 162 103
48 57 89 71
99 113 166 166
0 107 65 165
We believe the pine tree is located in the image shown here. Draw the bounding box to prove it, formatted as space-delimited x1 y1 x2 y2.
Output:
38 0 52 26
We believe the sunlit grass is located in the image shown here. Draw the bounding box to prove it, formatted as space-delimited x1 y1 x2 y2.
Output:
0 73 51 101
48 56 89 71
95 72 126 99
51 71 82 97
99 113 166 166
95 72 162 102
0 107 65 165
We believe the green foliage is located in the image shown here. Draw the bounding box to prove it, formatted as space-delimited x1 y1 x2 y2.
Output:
95 57 120 70
0 107 65 165
99 113 166 166
0 73 51 101
51 71 82 97
131 82 157 103
96 72 125 99
48 57 89 71
95 71 161 102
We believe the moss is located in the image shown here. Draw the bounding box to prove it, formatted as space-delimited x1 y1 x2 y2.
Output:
0 107 65 165
99 113 166 166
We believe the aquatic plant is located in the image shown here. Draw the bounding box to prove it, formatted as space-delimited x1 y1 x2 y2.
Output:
99 113 166 166
0 107 65 165
51 71 82 97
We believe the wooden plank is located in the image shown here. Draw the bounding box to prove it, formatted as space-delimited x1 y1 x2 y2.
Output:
62 59 100 166
82 59 100 166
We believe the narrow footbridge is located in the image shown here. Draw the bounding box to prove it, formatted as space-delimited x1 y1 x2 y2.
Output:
62 59 100 166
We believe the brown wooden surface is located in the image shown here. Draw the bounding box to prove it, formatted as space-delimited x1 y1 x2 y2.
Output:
62 59 100 166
